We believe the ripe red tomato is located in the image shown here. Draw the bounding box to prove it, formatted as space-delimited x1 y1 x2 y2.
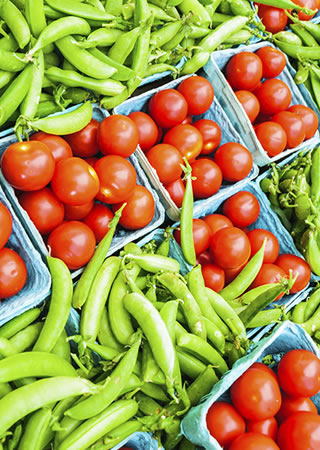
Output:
31 132 73 163
231 367 282 420
177 76 214 115
1 141 55 191
193 119 221 155
210 227 251 270
292 0 318 20
51 157 100 206
165 178 185 208
48 221 96 270
214 142 253 182
181 115 193 125
148 89 188 128
174 218 212 256
277 349 320 397
255 121 287 157
250 362 278 382
0 248 27 298
256 79 292 116
229 432 280 450
203 214 233 236
0 203 12 250
276 394 318 424
206 401 245 447
190 158 222 199
247 229 280 263
222 191 260 228
250 263 287 299
84 157 99 167
256 4 288 33
163 124 203 162
196 250 213 266
94 155 137 204
247 417 278 441
277 411 320 450
256 47 286 78
287 104 318 140
226 52 263 91
272 111 306 148
128 111 158 152
146 143 183 184
19 188 64 235
64 200 94 221
235 90 260 123
83 203 114 243
275 254 311 293
202 263 225 292
64 119 99 157
97 115 139 158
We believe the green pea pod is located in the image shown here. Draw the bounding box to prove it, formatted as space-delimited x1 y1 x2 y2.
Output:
178 0 211 25
142 341 166 385
273 30 303 45
9 322 43 353
149 4 176 21
0 308 41 339
0 70 15 90
125 253 180 273
54 414 82 447
160 300 178 344
35 100 61 118
0 49 26 72
45 0 115 21
97 307 123 352
290 23 319 47
0 337 16 358
102 420 143 449
51 330 71 363
150 20 183 48
176 349 208 379
274 38 320 60
187 365 219 406
247 308 283 328
0 0 30 49
0 382 11 399
181 51 210 75
305 229 320 276
25 0 46 38
302 301 320 336
77 28 123 48
203 317 225 353
0 33 18 51
17 408 52 450
295 194 311 221
84 341 121 361
294 62 310 85
311 146 320 206
20 50 44 121
304 286 320 321
136 391 163 415
108 26 142 65
235 283 278 305
291 302 307 324
198 15 248 52
180 159 196 265
310 70 320 110
89 48 136 82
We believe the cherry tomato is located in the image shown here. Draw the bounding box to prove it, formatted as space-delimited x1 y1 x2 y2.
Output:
31 132 73 163
83 203 114 243
210 227 251 270
272 111 306 148
181 115 193 125
276 394 318 424
275 254 311 293
0 203 12 250
226 52 263 91
19 188 64 235
128 111 158 152
64 119 99 157
146 143 183 184
48 221 96 270
112 185 155 230
64 200 94 221
250 362 278 381
222 191 260 228
165 178 185 208
193 119 221 155
206 401 245 448
247 417 278 441
51 157 100 206
256 4 287 33
202 263 225 292
292 0 318 20
224 259 248 284
287 104 318 140
190 158 222 199
229 432 280 450
256 79 292 116
163 124 203 161
214 142 253 182
94 155 137 204
177 76 214 115
277 349 320 397
1 141 55 191
203 214 233 236
247 229 280 263
148 89 188 128
250 263 287 299
196 250 213 266
0 248 27 298
256 47 286 78
277 411 320 450
97 115 139 158
255 121 287 157
235 90 260 123
174 218 212 256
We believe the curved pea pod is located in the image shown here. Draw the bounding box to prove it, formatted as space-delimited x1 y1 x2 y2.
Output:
247 307 283 328
25 0 47 39
0 49 26 72
304 286 320 321
97 308 124 352
176 349 206 379
101 420 143 449
9 322 43 353
108 26 142 65
150 20 183 49
17 407 52 450
20 50 44 122
311 147 320 206
179 159 196 265
291 302 307 324
274 38 320 60
187 365 219 406
203 317 225 353
89 48 135 82
52 330 71 363
295 194 311 221
142 341 166 385
0 308 41 339
76 28 123 48
305 229 320 276
0 0 30 49
45 0 115 21
178 0 211 25
273 31 303 45
125 253 180 273
235 283 279 306
230 0 254 15
0 33 18 51
83 341 121 361
301 300 320 336
199 15 249 52
256 0 315 12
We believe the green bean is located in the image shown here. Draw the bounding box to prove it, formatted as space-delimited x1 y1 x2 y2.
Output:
25 0 46 38
291 302 307 324
52 330 71 363
140 382 169 402
97 308 123 352
247 308 283 328
304 287 320 320
18 408 52 450
0 308 41 339
142 341 166 385
20 50 44 122
102 420 143 449
45 0 115 21
9 322 42 353
187 365 218 406
77 28 123 48
0 0 30 49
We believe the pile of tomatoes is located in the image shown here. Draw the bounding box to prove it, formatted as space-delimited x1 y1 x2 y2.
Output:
226 47 318 157
206 349 320 449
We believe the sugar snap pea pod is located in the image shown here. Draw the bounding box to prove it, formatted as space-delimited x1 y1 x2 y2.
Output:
149 4 176 21
89 48 135 82
180 159 196 265
0 308 40 339
247 308 283 328
178 0 211 25
35 100 61 118
188 25 211 39
291 15 320 43
304 286 320 321
150 20 183 48
77 28 123 48
301 301 320 335
0 337 16 358
311 147 320 206
97 308 123 351
0 382 11 399
25 0 46 38
43 51 60 68
18 408 52 450
274 38 320 60
294 62 310 85
102 420 143 449
187 365 219 406
45 0 115 21
108 26 142 64
310 70 320 110
125 253 180 273
0 49 26 72
84 341 121 360
136 392 163 416
0 34 18 51
19 50 44 122
235 283 278 305
290 24 319 47
160 300 178 344
120 373 143 395
64 87 91 104
219 0 231 13
273 30 302 45
224 29 252 44
9 322 42 353
229 0 253 15
52 330 71 363
54 415 82 447
142 341 166 385
0 0 30 49
203 317 225 353
7 424 23 450
199 15 249 52
305 229 320 276
156 230 171 257
291 302 307 324
140 382 169 402
179 437 196 450
209 11 233 23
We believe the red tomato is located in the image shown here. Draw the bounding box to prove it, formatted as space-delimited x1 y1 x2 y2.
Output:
84 157 99 167
277 412 320 450
0 203 12 250
64 200 94 221
247 229 280 264
206 401 246 447
229 432 279 450
210 227 251 270
226 52 263 91
177 76 214 115
276 394 318 424
222 191 260 228
231 367 282 420
174 218 212 256
224 259 248 284
112 185 155 230
165 178 185 208
247 417 278 441
97 115 139 158
48 221 96 270
193 119 221 155
94 155 137 204
190 158 223 199
146 143 183 184
292 0 318 20
255 122 287 157
256 4 288 33
251 362 278 381
202 263 225 292
1 141 55 191
287 104 319 140
19 188 64 235
31 132 73 163
163 124 203 162
203 214 233 236
196 250 213 265
0 248 27 298
64 119 99 157
272 111 306 148
235 90 260 123
51 157 100 206
128 111 158 152
277 349 320 397
250 263 287 299
181 115 193 125
148 89 188 128
256 79 292 116
214 142 253 182
83 203 114 243
256 47 286 78
275 254 311 293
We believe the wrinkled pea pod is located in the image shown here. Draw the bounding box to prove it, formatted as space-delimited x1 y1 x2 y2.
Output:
18 407 52 450
0 308 41 339
0 0 30 49
45 0 115 21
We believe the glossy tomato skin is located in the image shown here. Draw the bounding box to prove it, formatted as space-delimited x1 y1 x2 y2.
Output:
292 0 318 20
193 119 221 155
287 104 318 140
272 111 306 148
97 115 139 158
256 79 292 116
148 89 188 128
146 143 183 184
163 124 203 161
275 254 311 293
255 121 287 157
0 248 27 298
0 203 12 249
165 178 185 208
276 394 318 424
256 47 286 78
1 141 55 191
48 221 96 270
31 132 73 163
177 76 214 115
256 4 288 33
235 90 260 123
246 417 278 441
128 111 158 152
251 362 278 381
251 263 287 299
203 214 233 236
277 411 320 450
190 158 223 199
222 191 260 228
174 218 212 256
226 52 263 91
64 119 99 157
214 142 253 182
247 229 280 263
64 200 94 221
206 401 245 447
202 263 225 292
196 250 213 266
19 188 65 235
210 227 251 270
229 432 280 450
83 203 114 242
